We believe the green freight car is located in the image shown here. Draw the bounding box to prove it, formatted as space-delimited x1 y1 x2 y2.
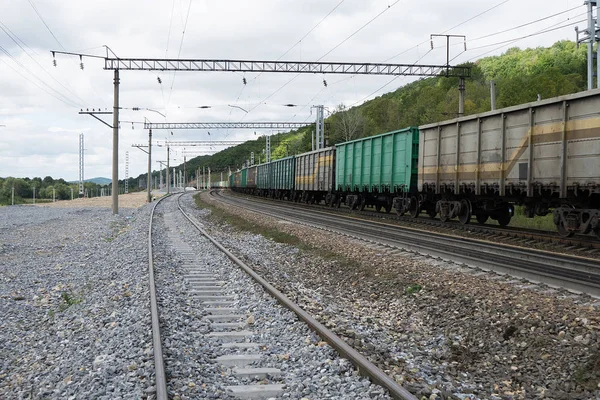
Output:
256 157 295 199
335 127 419 214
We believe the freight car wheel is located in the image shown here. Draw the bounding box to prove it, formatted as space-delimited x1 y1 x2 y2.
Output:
384 204 392 213
475 212 489 225
427 207 437 219
409 196 420 218
556 220 575 238
359 196 366 211
335 197 342 208
458 199 472 225
496 210 512 227
376 204 382 213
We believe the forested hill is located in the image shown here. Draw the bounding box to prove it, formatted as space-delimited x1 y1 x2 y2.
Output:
144 40 588 183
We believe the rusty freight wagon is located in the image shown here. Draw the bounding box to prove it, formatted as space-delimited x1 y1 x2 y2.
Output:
418 89 600 237
294 147 335 204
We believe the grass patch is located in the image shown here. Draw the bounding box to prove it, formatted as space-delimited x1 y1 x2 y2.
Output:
193 194 359 268
194 194 300 245
405 283 422 295
574 351 600 390
487 206 556 231
59 291 82 311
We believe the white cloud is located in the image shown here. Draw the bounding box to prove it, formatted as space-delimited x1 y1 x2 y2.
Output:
0 0 588 180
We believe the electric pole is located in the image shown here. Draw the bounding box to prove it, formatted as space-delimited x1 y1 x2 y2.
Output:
125 151 129 194
431 34 467 116
112 69 119 214
79 133 84 197
575 1 599 90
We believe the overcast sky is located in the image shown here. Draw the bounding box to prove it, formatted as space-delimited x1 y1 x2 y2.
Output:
0 0 589 181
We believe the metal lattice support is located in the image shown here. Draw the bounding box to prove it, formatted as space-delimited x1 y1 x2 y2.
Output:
125 151 129 194
315 105 324 150
104 58 471 78
266 135 271 163
143 122 322 130
79 133 84 196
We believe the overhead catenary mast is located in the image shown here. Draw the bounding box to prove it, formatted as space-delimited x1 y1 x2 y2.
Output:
79 133 84 197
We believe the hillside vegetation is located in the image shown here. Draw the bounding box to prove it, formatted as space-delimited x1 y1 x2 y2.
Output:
5 40 582 197
154 41 585 185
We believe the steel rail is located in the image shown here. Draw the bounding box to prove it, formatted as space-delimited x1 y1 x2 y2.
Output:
148 194 170 400
176 193 417 400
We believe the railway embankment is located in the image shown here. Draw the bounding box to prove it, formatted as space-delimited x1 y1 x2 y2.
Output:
199 191 600 400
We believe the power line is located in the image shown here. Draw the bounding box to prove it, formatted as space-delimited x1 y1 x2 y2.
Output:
245 0 347 113
466 18 585 59
0 22 90 107
0 51 78 107
383 1 512 63
27 0 65 51
161 0 177 115
318 0 401 61
279 0 346 61
470 5 581 42
443 0 510 34
305 1 508 115
464 16 585 63
167 0 193 110
248 0 402 116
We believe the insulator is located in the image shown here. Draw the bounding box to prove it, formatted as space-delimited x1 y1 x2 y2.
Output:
53 59 57 67
242 77 247 85
323 79 327 87
157 77 162 84
80 63 84 70
132 122 134 130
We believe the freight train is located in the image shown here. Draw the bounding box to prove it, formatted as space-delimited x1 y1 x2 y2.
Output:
229 89 600 239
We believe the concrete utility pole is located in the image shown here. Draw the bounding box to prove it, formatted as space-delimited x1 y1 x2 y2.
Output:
576 1 599 90
53 188 55 202
147 129 152 202
166 145 170 194
266 135 271 163
112 69 120 214
125 151 129 194
33 187 36 204
490 80 496 110
11 186 14 205
79 133 84 197
313 105 325 149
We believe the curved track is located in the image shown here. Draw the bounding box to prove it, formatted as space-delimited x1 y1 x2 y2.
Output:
230 191 600 252
211 190 600 297
148 192 417 399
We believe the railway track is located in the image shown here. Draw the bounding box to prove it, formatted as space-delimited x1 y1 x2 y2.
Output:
210 190 600 297
227 191 600 254
148 193 416 399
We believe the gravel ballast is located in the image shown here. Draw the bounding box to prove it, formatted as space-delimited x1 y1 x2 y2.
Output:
154 194 393 399
196 191 600 400
0 205 154 399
